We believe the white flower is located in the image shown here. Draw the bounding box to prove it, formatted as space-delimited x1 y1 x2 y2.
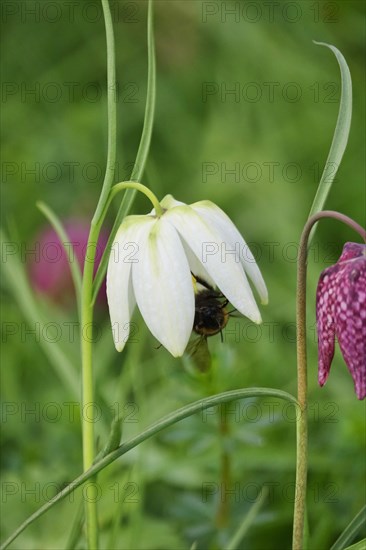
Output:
107 194 268 357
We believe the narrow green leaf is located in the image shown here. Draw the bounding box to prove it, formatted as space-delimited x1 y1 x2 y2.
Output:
226 486 268 550
64 498 84 550
0 229 79 397
343 541 366 550
36 201 82 317
100 413 123 457
308 42 352 245
0 388 298 549
91 0 117 226
91 0 156 304
330 505 366 550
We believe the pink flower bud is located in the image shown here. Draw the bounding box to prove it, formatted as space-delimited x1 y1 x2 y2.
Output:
29 220 108 308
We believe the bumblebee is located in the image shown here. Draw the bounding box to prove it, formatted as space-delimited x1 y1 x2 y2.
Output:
187 274 233 371
192 275 229 340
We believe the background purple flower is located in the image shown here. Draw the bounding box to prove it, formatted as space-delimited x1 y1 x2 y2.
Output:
29 219 108 308
316 242 366 400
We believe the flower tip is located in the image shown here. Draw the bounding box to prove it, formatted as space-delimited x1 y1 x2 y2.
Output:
318 367 328 387
114 340 126 353
113 339 126 353
253 313 263 325
355 380 366 400
162 344 185 358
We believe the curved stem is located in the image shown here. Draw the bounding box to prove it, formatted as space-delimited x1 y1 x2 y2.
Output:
92 0 156 300
90 181 162 305
293 210 365 550
306 211 366 246
107 181 163 219
1 388 298 550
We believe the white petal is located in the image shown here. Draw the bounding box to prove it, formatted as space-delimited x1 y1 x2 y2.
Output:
149 194 186 216
160 194 186 209
191 201 268 305
180 240 216 289
107 216 154 352
165 206 262 323
132 217 194 357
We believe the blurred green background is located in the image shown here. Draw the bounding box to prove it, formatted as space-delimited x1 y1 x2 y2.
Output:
1 1 365 548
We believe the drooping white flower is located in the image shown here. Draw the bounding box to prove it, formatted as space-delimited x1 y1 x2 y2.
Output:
107 194 268 357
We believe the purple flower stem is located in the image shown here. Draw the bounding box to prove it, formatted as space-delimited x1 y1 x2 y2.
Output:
293 211 365 550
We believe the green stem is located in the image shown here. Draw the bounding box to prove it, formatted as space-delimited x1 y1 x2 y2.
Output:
81 225 99 550
130 0 156 183
293 210 366 550
216 403 231 529
91 180 162 305
293 225 309 550
100 180 163 224
93 0 117 226
111 181 162 215
80 1 117 547
1 388 298 550
92 0 156 300
80 2 157 543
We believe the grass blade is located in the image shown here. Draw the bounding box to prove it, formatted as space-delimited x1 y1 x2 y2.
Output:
92 0 117 225
342 541 366 550
0 388 298 549
0 229 79 396
91 0 156 304
307 42 352 245
330 505 366 550
226 486 268 550
36 201 82 317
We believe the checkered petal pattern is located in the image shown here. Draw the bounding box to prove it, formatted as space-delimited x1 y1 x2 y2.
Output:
316 242 366 400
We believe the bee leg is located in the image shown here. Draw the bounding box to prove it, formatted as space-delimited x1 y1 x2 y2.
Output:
220 329 224 343
192 273 213 291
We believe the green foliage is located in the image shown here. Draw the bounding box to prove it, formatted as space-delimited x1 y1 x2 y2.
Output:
1 1 365 549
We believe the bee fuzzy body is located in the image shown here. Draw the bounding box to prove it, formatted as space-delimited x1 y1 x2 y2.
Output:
193 287 229 338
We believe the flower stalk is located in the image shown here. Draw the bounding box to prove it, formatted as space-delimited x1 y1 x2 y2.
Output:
80 1 117 547
82 178 161 548
99 181 164 226
293 210 366 549
80 226 100 549
216 403 231 529
80 1 157 544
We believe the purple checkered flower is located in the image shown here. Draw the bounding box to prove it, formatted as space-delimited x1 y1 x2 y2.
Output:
316 242 366 399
